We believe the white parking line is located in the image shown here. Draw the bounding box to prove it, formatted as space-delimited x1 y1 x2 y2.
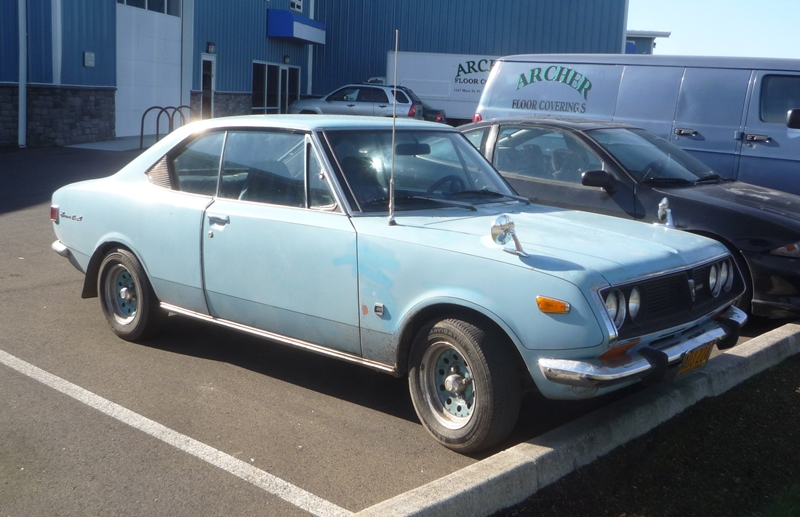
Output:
0 349 353 517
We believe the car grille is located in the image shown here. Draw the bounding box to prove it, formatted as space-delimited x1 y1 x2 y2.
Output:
601 257 742 340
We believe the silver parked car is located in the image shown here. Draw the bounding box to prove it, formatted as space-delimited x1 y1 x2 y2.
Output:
289 83 423 119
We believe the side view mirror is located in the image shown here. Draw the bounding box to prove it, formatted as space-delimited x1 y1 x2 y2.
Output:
490 215 529 258
787 109 800 130
581 169 615 192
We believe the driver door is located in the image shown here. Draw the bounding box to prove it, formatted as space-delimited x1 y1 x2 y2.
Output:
201 130 361 354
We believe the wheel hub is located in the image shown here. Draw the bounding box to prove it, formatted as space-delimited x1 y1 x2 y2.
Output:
119 286 136 303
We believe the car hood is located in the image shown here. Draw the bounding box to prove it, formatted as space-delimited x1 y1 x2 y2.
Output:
658 181 800 225
353 203 727 289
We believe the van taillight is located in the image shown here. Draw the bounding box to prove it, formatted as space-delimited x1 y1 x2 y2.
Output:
472 113 483 123
50 205 59 223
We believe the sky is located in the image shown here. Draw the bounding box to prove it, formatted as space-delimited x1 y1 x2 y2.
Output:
627 0 799 59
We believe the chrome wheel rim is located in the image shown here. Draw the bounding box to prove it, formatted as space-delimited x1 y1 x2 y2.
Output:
420 341 474 429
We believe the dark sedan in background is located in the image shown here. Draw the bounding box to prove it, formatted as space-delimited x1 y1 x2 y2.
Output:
461 117 800 319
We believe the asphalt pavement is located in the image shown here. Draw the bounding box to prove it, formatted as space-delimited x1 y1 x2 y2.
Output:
1 142 798 516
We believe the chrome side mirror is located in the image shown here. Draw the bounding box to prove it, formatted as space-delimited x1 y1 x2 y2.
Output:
656 197 675 228
491 215 529 257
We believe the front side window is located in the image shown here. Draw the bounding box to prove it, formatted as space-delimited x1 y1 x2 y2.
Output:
328 87 360 102
171 132 225 195
324 129 515 212
590 128 715 182
494 126 602 183
760 75 800 124
221 131 306 207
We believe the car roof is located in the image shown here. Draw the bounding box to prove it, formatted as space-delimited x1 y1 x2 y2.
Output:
177 114 450 134
464 116 636 132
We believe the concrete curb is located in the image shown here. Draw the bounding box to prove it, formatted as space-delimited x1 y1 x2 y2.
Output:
356 322 800 517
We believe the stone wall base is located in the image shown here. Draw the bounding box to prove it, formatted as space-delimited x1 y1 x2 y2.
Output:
0 84 116 148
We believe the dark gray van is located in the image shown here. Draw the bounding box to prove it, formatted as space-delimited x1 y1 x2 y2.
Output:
474 54 800 196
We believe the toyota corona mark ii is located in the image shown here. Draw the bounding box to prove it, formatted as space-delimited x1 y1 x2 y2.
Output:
51 115 747 452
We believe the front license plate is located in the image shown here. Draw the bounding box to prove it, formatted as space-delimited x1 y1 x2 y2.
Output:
677 342 714 376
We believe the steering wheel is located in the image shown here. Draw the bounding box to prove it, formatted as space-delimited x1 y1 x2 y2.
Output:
426 175 466 194
641 159 667 182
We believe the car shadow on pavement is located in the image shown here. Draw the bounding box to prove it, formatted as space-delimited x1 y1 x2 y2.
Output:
142 312 420 424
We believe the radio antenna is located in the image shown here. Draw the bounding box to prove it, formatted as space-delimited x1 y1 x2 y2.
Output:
388 29 399 226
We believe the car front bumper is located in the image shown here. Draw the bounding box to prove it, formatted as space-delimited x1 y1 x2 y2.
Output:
538 305 747 389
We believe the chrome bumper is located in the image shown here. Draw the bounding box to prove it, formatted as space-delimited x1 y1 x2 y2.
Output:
539 305 747 388
51 240 70 257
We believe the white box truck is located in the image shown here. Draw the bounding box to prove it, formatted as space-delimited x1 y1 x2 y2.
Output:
386 51 500 124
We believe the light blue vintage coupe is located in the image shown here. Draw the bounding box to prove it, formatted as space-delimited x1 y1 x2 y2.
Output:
51 115 747 452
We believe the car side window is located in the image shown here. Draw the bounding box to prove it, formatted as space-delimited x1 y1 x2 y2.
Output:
360 87 389 104
494 126 602 184
171 132 225 195
760 75 800 124
461 128 489 154
392 90 410 104
220 131 306 208
328 87 359 102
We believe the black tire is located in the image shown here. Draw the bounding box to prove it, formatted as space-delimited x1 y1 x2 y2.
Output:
408 318 521 453
98 249 164 341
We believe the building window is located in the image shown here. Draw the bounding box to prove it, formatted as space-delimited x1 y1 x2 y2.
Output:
252 62 300 115
118 0 180 17
290 0 303 13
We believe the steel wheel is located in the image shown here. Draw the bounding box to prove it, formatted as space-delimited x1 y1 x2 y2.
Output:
103 263 139 325
419 341 475 430
408 318 520 452
98 249 164 341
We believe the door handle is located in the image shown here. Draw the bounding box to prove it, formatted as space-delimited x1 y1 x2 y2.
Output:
745 134 772 143
674 128 699 137
207 214 230 225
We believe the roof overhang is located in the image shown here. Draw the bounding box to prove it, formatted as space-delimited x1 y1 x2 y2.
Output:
268 9 326 45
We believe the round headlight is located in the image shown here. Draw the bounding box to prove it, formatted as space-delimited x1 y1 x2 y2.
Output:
709 264 720 297
605 289 627 329
628 287 641 321
718 261 730 294
724 259 735 291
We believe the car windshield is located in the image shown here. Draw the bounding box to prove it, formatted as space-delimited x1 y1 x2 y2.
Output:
324 129 517 212
588 128 718 183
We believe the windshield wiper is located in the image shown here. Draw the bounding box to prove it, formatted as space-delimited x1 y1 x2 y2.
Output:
409 195 478 211
362 195 477 211
695 174 721 184
640 177 693 185
452 189 531 204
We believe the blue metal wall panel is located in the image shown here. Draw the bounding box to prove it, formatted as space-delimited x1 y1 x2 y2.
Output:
60 0 116 86
311 0 626 94
193 0 308 92
0 1 19 82
27 0 53 84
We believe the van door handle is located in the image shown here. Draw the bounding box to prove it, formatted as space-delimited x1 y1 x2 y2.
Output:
745 134 772 143
674 128 699 137
207 214 230 225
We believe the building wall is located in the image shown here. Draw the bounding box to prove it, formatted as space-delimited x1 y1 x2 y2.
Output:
192 0 308 93
311 0 627 94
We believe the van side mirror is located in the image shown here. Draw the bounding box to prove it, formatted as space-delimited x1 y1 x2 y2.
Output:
581 170 615 192
787 109 800 129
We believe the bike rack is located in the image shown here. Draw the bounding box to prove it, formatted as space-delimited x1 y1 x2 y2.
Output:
140 105 196 149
